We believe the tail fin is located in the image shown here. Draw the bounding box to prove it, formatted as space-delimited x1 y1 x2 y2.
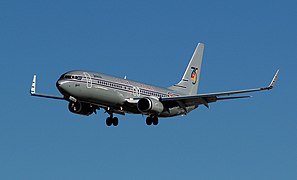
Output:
169 43 204 95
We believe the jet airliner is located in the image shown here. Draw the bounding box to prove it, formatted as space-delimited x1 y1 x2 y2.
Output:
30 43 279 126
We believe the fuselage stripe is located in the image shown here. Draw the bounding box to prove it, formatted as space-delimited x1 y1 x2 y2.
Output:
65 78 179 97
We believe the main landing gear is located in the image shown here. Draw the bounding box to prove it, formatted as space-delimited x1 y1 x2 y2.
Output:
146 116 159 126
106 112 119 127
104 109 159 127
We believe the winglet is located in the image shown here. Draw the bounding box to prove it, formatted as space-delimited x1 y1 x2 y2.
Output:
31 75 36 95
268 69 279 89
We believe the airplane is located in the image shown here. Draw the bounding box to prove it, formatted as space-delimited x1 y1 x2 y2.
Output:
30 43 279 126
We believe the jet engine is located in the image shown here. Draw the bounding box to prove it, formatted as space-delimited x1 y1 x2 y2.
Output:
137 97 164 114
68 101 94 116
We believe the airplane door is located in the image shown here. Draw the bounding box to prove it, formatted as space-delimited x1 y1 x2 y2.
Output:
83 72 92 88
132 86 140 97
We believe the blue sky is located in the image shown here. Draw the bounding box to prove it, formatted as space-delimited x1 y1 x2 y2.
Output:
0 0 296 179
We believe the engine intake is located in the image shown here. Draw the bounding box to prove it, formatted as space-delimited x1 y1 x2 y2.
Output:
137 97 164 114
68 101 94 116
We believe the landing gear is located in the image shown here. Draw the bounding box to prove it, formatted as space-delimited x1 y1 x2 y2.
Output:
113 117 119 126
146 116 158 126
106 117 112 126
105 112 119 127
146 117 153 125
152 117 159 125
106 116 119 126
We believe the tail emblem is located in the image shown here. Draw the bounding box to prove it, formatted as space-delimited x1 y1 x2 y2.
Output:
191 67 198 84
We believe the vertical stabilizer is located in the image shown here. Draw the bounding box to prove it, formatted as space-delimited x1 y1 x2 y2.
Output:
169 43 204 95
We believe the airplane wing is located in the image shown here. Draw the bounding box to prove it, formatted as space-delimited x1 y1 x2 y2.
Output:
160 69 279 109
30 75 65 100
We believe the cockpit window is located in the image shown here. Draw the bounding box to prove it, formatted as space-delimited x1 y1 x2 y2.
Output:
64 75 72 79
76 76 82 80
63 74 82 80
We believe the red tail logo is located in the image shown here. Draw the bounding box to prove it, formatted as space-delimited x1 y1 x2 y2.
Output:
191 67 198 84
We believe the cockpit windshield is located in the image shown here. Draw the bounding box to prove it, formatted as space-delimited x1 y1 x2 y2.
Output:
62 74 83 80
64 75 72 79
73 75 82 80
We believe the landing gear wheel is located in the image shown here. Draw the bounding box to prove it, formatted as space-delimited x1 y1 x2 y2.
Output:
152 116 159 125
112 117 119 126
106 117 112 126
146 117 153 125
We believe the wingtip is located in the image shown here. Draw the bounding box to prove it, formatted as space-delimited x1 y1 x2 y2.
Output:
30 74 37 95
268 69 279 89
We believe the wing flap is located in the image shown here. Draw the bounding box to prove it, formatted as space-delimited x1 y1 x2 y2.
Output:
216 95 251 100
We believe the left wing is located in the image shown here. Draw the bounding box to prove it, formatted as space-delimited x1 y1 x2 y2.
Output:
160 69 279 108
30 75 65 100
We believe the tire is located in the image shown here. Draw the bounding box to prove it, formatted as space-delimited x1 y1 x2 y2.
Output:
152 117 159 125
113 117 119 126
146 117 153 125
106 117 112 126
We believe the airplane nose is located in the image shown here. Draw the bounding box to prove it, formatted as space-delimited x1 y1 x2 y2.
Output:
56 79 68 96
56 80 65 89
56 80 68 95
56 80 61 88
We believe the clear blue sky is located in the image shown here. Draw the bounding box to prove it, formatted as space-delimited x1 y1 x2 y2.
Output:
0 0 296 179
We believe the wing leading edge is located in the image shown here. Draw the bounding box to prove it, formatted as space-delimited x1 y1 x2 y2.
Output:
160 69 279 108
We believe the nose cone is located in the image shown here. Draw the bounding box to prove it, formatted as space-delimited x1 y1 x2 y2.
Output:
56 80 67 94
56 80 62 89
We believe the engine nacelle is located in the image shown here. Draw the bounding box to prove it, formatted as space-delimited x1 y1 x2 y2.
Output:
137 97 164 114
68 102 93 116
